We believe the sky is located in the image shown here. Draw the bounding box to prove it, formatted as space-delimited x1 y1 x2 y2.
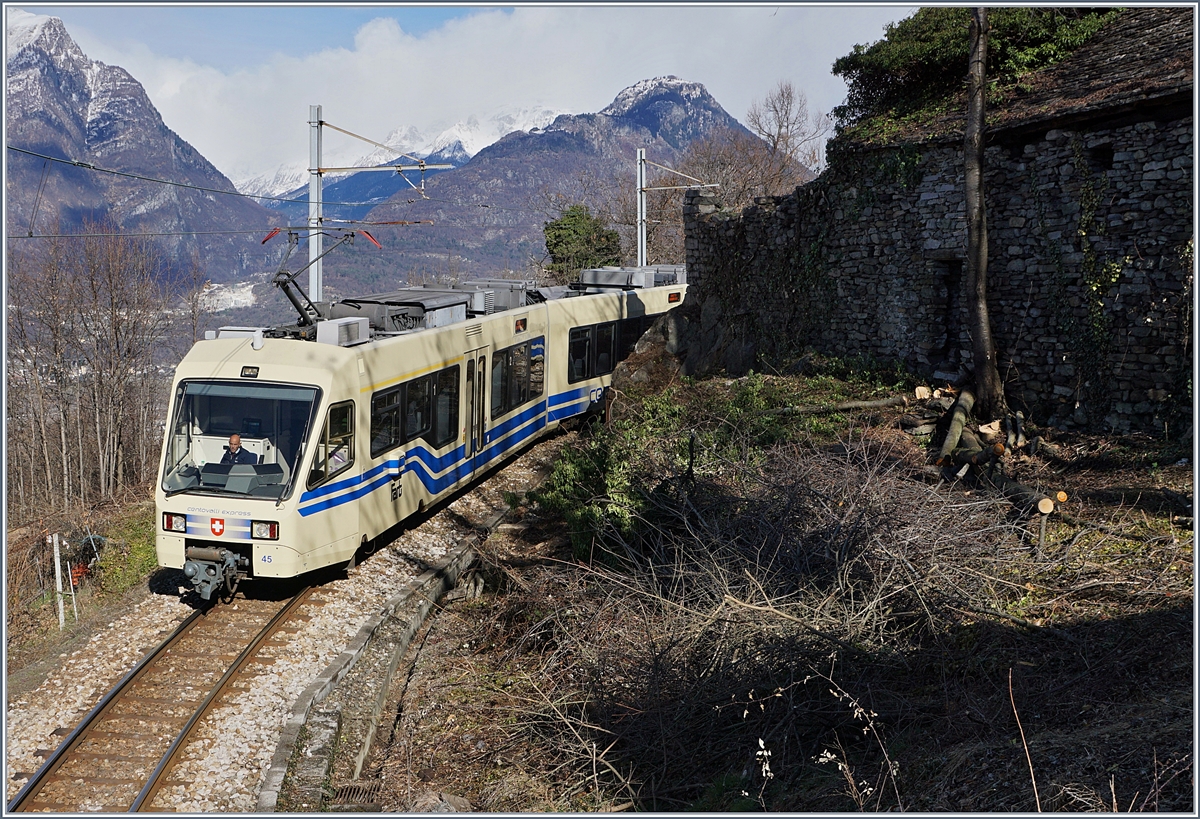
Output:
9 4 916 182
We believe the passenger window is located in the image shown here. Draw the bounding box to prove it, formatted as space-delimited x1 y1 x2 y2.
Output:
595 322 616 376
405 375 432 442
433 366 459 448
568 327 591 383
490 353 507 417
308 400 355 488
510 343 529 409
529 337 545 399
370 387 402 457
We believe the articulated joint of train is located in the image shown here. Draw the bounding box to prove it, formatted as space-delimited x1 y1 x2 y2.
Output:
183 546 249 601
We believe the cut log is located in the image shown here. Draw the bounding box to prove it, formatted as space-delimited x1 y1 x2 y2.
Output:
983 471 1057 515
937 389 976 464
1028 435 1065 460
977 419 1003 444
765 395 908 416
959 428 983 452
952 442 1005 467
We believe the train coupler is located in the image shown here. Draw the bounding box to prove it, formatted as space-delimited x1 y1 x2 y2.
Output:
183 546 249 602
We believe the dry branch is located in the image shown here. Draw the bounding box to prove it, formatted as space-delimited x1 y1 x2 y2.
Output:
722 594 865 654
765 395 908 417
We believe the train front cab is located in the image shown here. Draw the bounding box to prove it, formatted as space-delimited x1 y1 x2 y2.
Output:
155 338 362 599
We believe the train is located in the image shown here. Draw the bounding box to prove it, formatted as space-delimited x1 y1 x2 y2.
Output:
155 263 687 601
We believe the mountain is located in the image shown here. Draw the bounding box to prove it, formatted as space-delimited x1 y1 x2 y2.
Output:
5 10 280 282
236 106 566 200
316 76 754 290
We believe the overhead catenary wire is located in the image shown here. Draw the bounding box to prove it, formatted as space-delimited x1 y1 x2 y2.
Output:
7 144 437 209
27 158 51 237
11 228 289 240
7 145 309 204
7 144 559 220
11 218 550 239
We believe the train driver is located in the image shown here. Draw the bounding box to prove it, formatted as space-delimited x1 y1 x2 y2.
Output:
221 433 259 465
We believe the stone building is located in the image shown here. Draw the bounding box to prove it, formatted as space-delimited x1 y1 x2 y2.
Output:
681 7 1192 434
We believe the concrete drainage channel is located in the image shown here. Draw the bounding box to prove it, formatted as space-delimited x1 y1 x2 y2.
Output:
258 508 508 813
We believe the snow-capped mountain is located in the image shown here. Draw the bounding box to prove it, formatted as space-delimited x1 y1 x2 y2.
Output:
235 106 568 199
233 163 311 201
328 75 756 281
5 9 279 280
600 75 711 117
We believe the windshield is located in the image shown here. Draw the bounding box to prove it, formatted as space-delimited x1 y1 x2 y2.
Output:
161 381 321 500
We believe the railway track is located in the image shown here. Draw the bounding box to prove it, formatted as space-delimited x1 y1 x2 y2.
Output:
7 587 318 813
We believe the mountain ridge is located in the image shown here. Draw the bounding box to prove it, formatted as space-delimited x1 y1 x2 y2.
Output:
5 10 279 281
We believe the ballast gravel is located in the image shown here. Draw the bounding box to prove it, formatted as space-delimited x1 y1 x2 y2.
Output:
5 433 568 811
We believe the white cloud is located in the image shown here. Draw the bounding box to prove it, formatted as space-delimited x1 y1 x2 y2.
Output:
47 5 913 179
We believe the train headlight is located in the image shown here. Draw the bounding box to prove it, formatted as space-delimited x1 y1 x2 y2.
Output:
251 520 279 540
163 513 187 533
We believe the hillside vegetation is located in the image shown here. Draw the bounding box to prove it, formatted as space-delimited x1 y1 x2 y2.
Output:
387 350 1192 811
831 7 1121 138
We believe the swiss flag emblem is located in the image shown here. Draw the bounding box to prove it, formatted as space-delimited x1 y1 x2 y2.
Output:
210 518 225 537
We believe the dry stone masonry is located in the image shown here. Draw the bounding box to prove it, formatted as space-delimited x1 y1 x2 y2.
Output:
680 8 1192 434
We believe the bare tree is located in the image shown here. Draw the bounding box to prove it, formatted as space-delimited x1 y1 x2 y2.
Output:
6 220 183 525
746 80 832 173
72 221 175 493
521 80 829 270
964 8 1006 419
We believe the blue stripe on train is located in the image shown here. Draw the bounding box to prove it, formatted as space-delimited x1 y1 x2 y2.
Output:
297 387 592 516
485 400 547 444
300 458 402 502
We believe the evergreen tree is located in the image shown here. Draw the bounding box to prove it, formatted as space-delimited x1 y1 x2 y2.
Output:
542 205 621 284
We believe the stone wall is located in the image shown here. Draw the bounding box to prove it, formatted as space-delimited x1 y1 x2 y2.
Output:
682 116 1193 433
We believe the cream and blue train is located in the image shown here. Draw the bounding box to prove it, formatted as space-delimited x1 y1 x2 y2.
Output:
155 267 686 600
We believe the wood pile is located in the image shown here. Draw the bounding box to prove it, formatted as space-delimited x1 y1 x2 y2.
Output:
897 386 1067 517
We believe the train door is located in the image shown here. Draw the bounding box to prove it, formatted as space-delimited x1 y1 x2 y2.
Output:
465 347 488 474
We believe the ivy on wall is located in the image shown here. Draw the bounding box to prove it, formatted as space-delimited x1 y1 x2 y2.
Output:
1028 137 1129 421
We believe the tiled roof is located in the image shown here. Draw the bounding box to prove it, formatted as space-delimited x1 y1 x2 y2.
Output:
842 7 1194 148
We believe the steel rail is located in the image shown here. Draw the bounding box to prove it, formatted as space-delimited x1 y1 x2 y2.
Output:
131 586 315 811
6 607 206 812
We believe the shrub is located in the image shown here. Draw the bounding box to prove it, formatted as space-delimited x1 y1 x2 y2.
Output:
832 8 1121 127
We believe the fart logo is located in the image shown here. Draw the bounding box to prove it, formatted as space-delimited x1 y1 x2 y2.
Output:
210 518 225 536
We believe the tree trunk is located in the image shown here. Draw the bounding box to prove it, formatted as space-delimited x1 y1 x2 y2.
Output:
938 389 976 464
965 8 1006 420
30 366 55 506
59 407 69 509
77 395 86 505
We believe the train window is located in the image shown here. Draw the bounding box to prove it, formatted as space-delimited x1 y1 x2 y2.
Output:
487 339 543 418
568 327 592 383
509 343 529 409
405 375 433 443
370 387 403 457
490 351 507 417
432 366 459 448
529 337 545 399
594 322 616 376
308 400 355 488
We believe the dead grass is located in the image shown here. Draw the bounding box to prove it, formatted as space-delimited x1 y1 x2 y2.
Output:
372 378 1192 812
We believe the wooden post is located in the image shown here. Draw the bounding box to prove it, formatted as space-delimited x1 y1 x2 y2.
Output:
52 534 65 631
65 540 79 623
